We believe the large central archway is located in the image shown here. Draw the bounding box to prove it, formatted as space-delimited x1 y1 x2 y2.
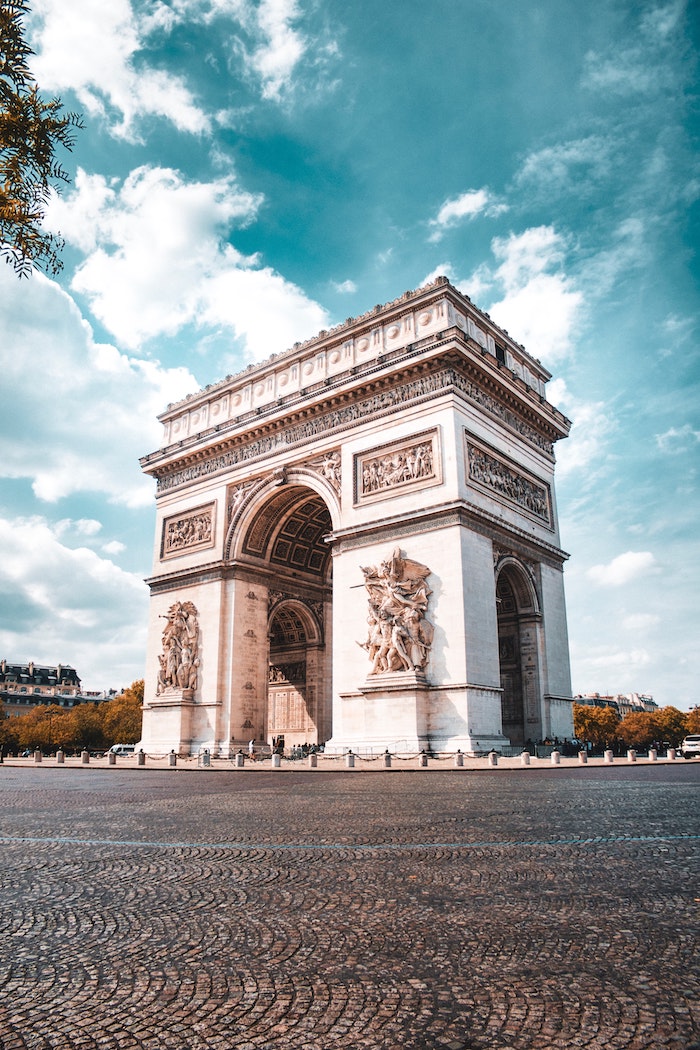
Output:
236 482 334 750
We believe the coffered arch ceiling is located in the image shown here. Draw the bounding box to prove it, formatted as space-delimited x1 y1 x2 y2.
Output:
241 486 333 578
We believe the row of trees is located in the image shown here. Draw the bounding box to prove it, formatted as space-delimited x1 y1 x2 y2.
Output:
0 680 143 754
573 703 700 753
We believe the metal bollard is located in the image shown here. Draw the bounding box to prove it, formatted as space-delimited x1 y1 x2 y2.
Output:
488 751 498 767
578 751 588 765
520 751 530 766
168 751 177 767
308 753 317 769
345 751 355 769
34 750 42 764
667 748 677 760
454 751 464 768
551 750 561 765
108 752 117 766
81 751 90 765
383 752 392 768
627 749 637 763
56 750 65 764
648 748 657 762
234 753 245 768
137 750 146 766
271 753 281 768
604 750 614 764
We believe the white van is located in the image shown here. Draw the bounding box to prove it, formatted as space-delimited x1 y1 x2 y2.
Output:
105 744 136 757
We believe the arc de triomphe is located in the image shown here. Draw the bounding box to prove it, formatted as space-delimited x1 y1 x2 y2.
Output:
139 277 573 755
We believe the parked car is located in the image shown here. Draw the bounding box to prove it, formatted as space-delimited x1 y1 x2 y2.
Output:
681 735 700 759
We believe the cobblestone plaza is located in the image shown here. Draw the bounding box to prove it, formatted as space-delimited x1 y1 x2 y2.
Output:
0 764 698 1049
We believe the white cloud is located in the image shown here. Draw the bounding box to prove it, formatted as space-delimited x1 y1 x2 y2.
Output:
30 0 209 139
332 279 357 294
0 268 198 507
486 227 583 363
622 613 661 632
516 136 612 191
587 551 658 587
582 1 684 97
655 423 700 454
0 514 147 689
46 166 328 358
428 188 507 241
546 379 614 478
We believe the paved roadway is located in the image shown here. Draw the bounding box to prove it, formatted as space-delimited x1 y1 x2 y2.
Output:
0 764 698 1050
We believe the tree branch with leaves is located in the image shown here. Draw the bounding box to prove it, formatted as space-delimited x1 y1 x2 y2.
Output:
0 0 82 275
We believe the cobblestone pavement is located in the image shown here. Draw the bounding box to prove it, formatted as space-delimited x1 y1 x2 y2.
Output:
0 765 698 1050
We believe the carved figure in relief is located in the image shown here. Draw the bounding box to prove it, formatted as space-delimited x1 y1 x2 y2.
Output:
164 511 212 553
358 548 434 674
361 441 434 496
156 600 200 693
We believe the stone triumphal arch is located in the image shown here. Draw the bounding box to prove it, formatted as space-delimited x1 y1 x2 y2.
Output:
140 278 574 755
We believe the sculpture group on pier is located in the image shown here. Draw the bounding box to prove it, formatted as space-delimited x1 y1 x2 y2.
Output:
359 548 434 674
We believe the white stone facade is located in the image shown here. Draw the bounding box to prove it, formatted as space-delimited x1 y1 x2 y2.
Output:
139 278 573 755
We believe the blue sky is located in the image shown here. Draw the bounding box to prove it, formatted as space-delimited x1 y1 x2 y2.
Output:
1 0 698 705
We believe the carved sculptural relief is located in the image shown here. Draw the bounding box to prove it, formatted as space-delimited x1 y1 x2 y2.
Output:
358 548 434 674
156 600 200 694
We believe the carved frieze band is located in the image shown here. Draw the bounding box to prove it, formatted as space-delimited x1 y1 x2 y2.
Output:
156 368 552 493
467 438 551 526
161 503 215 560
355 429 441 505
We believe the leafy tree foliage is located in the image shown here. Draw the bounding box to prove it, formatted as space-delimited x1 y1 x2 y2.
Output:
6 680 144 753
618 711 659 750
573 703 620 751
656 705 692 747
686 708 700 733
101 680 144 744
0 0 82 275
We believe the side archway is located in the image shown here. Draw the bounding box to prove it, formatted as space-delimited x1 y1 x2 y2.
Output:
495 557 543 747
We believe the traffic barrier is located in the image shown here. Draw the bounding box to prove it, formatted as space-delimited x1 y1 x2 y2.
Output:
454 751 464 768
56 750 65 764
108 752 116 766
308 753 318 768
383 752 392 768
648 749 657 762
81 751 89 765
578 751 587 765
34 751 42 764
627 749 637 763
551 750 561 765
234 753 245 768
488 752 498 767
604 750 614 764
667 748 677 760
521 751 530 766
271 753 281 768
345 752 355 769
168 752 177 767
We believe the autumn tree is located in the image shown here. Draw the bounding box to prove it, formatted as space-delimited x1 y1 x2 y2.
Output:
15 703 69 751
685 708 700 734
618 711 659 751
573 703 621 752
655 706 691 747
100 680 144 745
66 702 106 752
0 0 82 275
